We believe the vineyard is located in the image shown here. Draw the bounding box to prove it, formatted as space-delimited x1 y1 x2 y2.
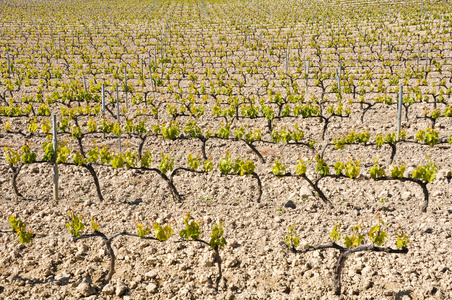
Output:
0 0 452 298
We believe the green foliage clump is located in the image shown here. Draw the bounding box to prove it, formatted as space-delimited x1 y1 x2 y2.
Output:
9 215 34 244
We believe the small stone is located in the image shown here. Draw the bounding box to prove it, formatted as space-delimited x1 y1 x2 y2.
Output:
274 216 282 223
102 283 115 295
116 281 128 296
203 216 212 224
146 282 158 293
363 279 373 289
401 191 411 201
362 265 374 277
146 256 158 266
129 281 137 289
132 198 142 205
284 200 296 209
54 273 69 285
198 273 210 284
300 185 312 199
437 265 448 273
178 287 192 298
348 263 364 277
378 190 389 199
145 270 158 279
202 252 214 267
76 282 95 297
405 167 415 177
225 257 238 268
432 190 442 197
436 169 451 180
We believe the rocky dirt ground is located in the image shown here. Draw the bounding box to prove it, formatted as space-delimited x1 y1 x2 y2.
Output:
1 1 452 299
0 132 451 300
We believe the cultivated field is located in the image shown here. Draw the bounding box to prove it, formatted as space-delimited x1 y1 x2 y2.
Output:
0 0 451 299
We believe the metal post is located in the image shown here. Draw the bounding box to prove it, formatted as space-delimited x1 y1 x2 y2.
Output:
426 48 429 66
6 52 11 73
52 114 58 202
336 67 341 94
305 59 310 90
285 48 289 74
124 67 128 110
380 33 382 53
417 35 420 65
101 83 105 116
116 83 121 152
140 58 143 79
397 86 403 139
149 52 154 92
389 36 392 53
83 75 87 91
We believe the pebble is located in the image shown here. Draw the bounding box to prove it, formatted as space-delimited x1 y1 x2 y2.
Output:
115 281 128 296
300 185 312 199
76 282 95 297
284 200 296 209
102 283 115 295
145 270 158 279
146 282 158 293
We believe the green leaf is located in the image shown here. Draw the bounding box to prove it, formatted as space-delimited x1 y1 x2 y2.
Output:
5 147 20 165
141 150 153 168
370 158 385 179
159 153 174 174
209 222 227 249
180 213 201 241
286 225 300 248
330 224 341 242
315 156 330 177
66 211 86 237
272 158 286 177
153 223 173 241
187 154 200 170
368 216 387 246
295 159 307 175
345 160 360 179
136 223 150 238
390 163 405 179
219 152 233 174
412 157 437 183
9 215 34 244
395 228 410 249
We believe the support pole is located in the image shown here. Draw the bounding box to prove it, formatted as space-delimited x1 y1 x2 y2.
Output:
336 67 341 94
124 67 128 110
285 47 289 74
397 86 403 139
6 52 11 73
101 83 105 117
116 83 122 152
83 75 87 91
52 114 59 202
